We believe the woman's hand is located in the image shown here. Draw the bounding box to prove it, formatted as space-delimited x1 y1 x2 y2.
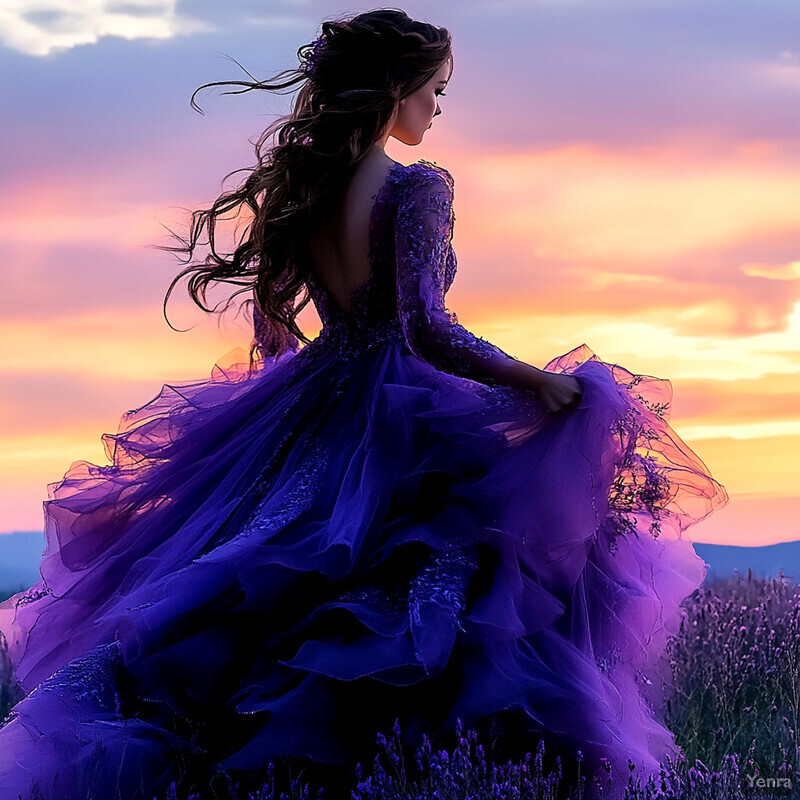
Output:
493 360 583 414
526 369 583 415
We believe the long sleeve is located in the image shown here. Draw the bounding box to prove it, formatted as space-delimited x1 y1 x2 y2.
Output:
394 164 519 388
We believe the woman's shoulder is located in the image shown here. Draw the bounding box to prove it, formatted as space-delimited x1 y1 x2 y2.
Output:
390 158 454 195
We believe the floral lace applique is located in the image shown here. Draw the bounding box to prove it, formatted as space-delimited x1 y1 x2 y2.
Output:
408 539 478 634
14 585 53 608
243 437 330 539
336 582 408 616
391 162 519 388
9 641 125 721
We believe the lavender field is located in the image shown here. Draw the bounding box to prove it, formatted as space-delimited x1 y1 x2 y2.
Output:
1 570 797 800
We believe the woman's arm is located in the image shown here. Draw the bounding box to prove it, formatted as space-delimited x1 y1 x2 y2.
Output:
394 165 582 412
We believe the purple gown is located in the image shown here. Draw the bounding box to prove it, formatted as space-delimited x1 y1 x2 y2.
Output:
0 159 727 799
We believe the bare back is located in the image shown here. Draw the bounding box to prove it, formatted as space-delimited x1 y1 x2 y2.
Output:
307 154 400 315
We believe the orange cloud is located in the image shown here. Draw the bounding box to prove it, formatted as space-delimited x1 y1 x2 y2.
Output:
2 136 799 544
741 260 800 280
454 141 800 262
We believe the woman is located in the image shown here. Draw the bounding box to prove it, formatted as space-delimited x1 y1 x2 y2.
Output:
0 9 727 800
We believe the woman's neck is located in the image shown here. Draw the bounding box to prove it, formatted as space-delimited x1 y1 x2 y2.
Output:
365 141 394 167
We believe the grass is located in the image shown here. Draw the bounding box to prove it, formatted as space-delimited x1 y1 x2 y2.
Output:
1 569 798 799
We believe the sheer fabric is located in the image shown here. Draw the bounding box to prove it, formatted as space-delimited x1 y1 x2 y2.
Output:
0 160 727 799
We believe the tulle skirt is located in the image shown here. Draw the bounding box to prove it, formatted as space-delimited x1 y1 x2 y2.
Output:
0 328 727 799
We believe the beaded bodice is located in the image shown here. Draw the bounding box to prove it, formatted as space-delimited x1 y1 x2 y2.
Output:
255 159 516 386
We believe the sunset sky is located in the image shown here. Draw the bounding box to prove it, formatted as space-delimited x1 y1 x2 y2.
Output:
1 0 798 546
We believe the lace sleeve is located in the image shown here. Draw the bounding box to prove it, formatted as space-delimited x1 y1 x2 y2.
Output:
394 164 519 387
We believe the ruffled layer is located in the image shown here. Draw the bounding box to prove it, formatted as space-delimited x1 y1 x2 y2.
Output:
0 641 195 799
0 337 727 799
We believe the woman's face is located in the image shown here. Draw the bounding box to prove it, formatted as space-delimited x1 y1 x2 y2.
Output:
389 56 452 145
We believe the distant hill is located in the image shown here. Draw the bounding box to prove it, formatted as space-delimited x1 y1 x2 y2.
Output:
0 531 45 600
693 540 800 584
0 532 798 604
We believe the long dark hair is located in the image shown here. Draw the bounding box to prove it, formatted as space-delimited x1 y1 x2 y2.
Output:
162 9 452 362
